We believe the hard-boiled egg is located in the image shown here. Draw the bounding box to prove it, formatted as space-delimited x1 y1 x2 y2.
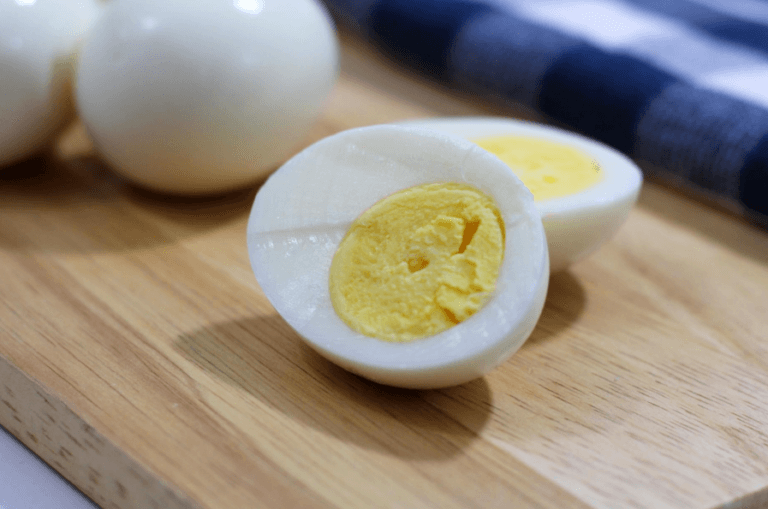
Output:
247 125 549 389
0 0 101 167
76 0 338 195
399 117 643 272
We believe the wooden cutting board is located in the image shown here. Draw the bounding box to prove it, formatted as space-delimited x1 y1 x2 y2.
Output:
2 34 768 509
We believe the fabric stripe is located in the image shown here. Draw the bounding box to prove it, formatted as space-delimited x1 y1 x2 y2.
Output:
626 0 768 55
367 0 492 79
500 0 768 109
634 83 768 199
741 136 768 217
449 12 581 106
687 0 768 26
538 46 675 153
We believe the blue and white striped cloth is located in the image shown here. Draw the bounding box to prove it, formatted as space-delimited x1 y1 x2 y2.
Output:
323 0 768 223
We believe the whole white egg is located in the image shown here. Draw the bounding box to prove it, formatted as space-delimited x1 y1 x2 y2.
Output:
76 0 338 195
0 0 101 167
399 117 643 272
247 125 549 389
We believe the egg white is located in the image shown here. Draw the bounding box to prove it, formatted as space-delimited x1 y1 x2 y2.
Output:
247 125 549 389
398 117 643 272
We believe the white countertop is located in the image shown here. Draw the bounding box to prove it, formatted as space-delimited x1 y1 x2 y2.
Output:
0 426 97 509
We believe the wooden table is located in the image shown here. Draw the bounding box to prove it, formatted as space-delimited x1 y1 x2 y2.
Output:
2 34 768 509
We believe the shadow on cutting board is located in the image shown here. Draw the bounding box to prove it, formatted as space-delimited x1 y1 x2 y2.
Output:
526 271 586 346
176 313 492 460
0 149 256 253
175 272 585 460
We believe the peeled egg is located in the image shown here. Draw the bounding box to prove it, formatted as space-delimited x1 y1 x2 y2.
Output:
76 0 338 195
399 117 643 272
247 125 549 389
0 0 101 167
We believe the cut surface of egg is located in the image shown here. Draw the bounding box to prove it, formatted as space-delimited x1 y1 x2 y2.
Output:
399 117 643 272
0 0 101 167
247 125 549 389
330 182 506 342
76 0 338 195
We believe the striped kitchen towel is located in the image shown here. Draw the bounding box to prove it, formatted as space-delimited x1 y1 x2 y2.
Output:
323 0 768 223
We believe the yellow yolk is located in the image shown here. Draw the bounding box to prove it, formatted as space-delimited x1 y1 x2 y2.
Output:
472 136 602 201
329 182 505 342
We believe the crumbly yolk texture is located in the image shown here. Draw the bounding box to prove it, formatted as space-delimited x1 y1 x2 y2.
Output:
472 136 602 201
329 182 505 342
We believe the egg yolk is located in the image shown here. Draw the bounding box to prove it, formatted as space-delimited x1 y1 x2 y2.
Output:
472 136 602 201
329 182 505 342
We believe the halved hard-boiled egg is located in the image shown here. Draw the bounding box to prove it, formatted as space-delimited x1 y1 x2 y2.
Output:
399 117 643 272
247 125 549 389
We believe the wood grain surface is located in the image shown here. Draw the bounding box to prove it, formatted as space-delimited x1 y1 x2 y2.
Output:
2 33 768 509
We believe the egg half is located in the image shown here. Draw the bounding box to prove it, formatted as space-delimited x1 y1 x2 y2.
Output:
247 125 549 389
399 117 643 272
